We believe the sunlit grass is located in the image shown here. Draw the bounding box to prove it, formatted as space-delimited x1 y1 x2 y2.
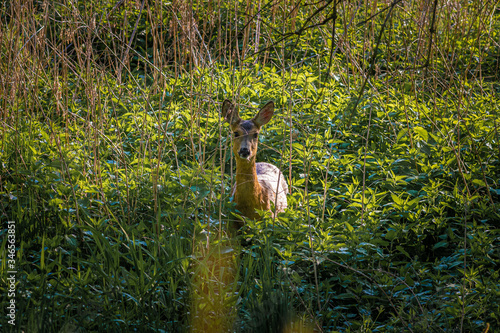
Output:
1 0 499 332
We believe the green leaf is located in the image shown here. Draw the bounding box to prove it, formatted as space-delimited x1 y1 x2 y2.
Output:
385 229 397 241
397 129 408 141
414 126 428 141
433 241 448 250
391 193 404 206
396 245 411 259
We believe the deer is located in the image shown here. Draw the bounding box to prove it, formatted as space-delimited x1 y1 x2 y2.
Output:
221 100 288 225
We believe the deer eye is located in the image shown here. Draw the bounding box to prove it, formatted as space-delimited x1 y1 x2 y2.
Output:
234 132 239 138
253 133 258 139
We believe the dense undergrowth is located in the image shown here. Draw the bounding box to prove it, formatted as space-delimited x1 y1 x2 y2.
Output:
1 0 499 332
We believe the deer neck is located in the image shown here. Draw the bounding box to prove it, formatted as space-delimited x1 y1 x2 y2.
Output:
234 157 264 219
235 157 260 194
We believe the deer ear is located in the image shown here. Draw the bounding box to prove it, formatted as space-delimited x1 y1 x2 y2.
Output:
221 100 240 125
253 101 274 127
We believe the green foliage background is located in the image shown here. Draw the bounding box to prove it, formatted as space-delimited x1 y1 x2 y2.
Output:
1 0 499 332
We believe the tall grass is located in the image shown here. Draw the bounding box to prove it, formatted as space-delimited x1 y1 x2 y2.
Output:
1 0 499 332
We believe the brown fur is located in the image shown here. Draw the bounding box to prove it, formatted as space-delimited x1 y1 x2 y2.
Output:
222 100 288 224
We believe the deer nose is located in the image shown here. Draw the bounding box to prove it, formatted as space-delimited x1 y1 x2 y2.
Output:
239 148 250 158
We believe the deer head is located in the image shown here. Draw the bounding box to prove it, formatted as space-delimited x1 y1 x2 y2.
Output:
221 100 275 162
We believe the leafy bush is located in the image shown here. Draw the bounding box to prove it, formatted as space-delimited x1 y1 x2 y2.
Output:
1 1 499 332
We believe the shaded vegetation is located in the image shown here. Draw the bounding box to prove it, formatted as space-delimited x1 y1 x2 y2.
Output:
1 0 499 332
